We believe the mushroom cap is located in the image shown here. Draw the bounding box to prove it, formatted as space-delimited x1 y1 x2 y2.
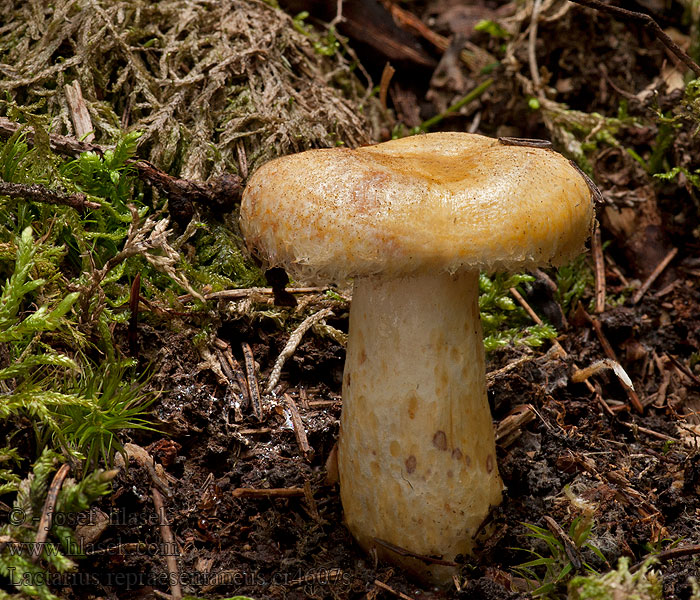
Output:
239 132 595 283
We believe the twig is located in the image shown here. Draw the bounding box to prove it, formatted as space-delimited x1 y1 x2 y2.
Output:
495 404 536 447
373 537 458 566
510 289 616 416
583 311 644 414
32 463 71 563
302 479 320 522
385 2 494 71
232 487 305 499
284 394 313 461
631 247 678 305
666 353 700 388
241 342 263 420
592 224 606 313
265 308 335 394
528 0 544 93
571 358 634 391
631 544 700 572
379 63 395 112
415 79 494 133
486 353 536 387
543 516 582 570
373 580 414 600
0 117 242 218
567 0 700 76
214 349 246 420
64 80 95 142
178 286 327 302
128 273 140 358
151 487 183 600
0 181 101 211
621 421 678 442
123 443 172 497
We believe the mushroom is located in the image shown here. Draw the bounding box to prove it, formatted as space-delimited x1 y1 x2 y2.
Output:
239 132 595 583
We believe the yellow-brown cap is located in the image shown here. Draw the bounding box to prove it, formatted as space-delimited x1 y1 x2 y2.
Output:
240 132 595 283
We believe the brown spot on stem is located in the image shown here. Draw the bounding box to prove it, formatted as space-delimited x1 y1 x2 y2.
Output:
344 373 351 388
407 393 418 419
465 454 472 467
405 455 417 474
359 349 367 364
452 448 462 460
486 454 494 473
447 470 453 478
433 430 447 451
389 441 400 457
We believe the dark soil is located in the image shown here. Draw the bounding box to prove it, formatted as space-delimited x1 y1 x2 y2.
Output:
21 1 700 599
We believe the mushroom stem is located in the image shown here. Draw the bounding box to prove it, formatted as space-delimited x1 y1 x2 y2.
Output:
338 270 503 584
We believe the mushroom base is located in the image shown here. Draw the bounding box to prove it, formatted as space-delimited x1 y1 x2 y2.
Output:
338 270 504 585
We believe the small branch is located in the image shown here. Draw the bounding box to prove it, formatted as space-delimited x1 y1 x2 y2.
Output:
284 394 313 461
567 0 700 76
528 0 544 93
631 247 678 305
265 308 335 394
543 515 582 570
64 81 95 143
666 353 700 388
232 487 305 499
621 421 678 442
213 340 251 416
151 488 183 600
631 544 700 572
178 286 327 303
582 310 644 414
373 537 458 566
0 181 101 211
379 63 396 112
415 79 493 133
373 580 414 600
592 224 606 313
241 342 263 420
32 463 71 563
0 118 242 219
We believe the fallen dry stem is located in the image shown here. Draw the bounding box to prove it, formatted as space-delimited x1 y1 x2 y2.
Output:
151 487 183 600
231 487 305 499
241 342 263 420
592 225 606 313
0 181 101 211
631 247 678 305
32 463 71 563
265 308 334 394
567 0 700 76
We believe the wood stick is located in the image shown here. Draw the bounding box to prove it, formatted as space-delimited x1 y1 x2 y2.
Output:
374 580 414 600
0 117 242 217
151 487 183 600
584 312 644 414
285 394 313 460
32 463 71 563
179 287 327 302
567 0 700 76
241 342 263 420
592 224 606 313
232 487 305 499
64 80 95 142
631 544 700 572
0 180 101 211
631 247 678 305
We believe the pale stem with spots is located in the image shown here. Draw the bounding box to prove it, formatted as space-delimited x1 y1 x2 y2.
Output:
338 270 504 584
